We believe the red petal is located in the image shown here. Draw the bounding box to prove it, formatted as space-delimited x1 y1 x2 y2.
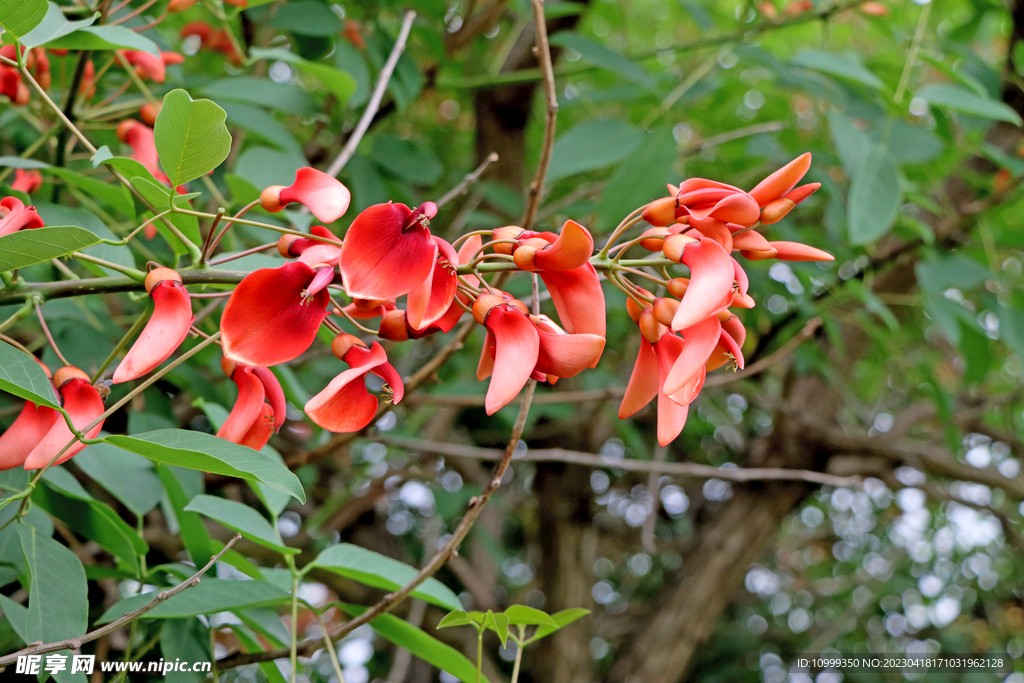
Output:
113 281 194 383
707 192 761 225
619 338 658 418
731 230 773 252
24 379 105 469
785 182 820 205
677 178 744 194
124 50 166 83
217 365 265 444
533 220 594 271
340 203 437 300
252 366 287 432
304 366 378 432
407 236 458 329
0 402 60 470
748 153 811 207
126 124 161 178
477 329 496 381
653 335 689 446
484 307 540 415
296 243 342 267
690 216 732 252
221 262 329 366
0 204 44 236
346 342 404 404
534 325 605 378
279 168 351 223
671 237 735 332
663 316 721 395
539 264 606 339
239 403 274 450
768 241 834 262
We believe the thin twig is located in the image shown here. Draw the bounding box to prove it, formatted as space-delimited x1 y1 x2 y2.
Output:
436 152 499 209
324 11 417 178
35 301 70 366
521 0 558 232
375 435 862 488
0 535 241 667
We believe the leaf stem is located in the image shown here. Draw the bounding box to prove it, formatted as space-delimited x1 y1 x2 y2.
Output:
92 309 151 383
34 300 70 366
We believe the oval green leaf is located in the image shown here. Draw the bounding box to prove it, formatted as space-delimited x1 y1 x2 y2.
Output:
155 89 232 187
547 119 643 183
791 50 883 89
18 524 88 643
184 494 295 555
0 0 49 38
98 579 290 623
0 226 102 272
104 430 305 502
847 147 901 245
311 544 461 610
47 24 160 58
0 340 59 408
917 84 1023 126
20 2 98 48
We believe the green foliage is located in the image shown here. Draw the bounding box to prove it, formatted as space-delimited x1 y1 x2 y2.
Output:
847 147 901 244
0 0 48 38
154 90 232 188
0 340 59 408
0 226 102 271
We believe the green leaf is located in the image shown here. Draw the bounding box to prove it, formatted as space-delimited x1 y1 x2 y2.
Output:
19 2 97 48
229 624 289 683
48 24 160 58
0 0 48 38
847 147 900 245
791 50 883 89
483 610 509 646
917 84 1023 125
160 618 211 683
0 340 59 408
371 135 443 185
106 430 305 502
999 305 1024 359
184 495 295 555
157 465 214 567
338 604 488 683
504 605 558 627
437 610 476 629
18 524 88 642
201 77 317 116
549 32 654 87
155 89 232 187
0 158 135 218
524 608 590 644
547 119 643 182
250 48 356 106
35 468 148 573
597 127 677 230
220 102 301 154
0 226 102 271
827 111 871 175
74 441 163 516
130 175 202 258
98 579 290 622
0 594 29 645
34 204 136 274
311 544 461 610
270 0 342 36
915 255 991 293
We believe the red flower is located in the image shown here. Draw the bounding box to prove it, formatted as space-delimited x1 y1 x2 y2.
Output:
11 169 42 194
473 294 540 414
24 367 105 469
260 168 351 224
538 264 606 339
221 256 336 367
0 46 30 106
116 120 173 188
674 178 760 226
706 313 747 372
406 236 459 330
340 202 439 300
0 197 45 236
531 314 605 382
217 359 287 450
0 360 58 471
122 50 184 84
661 234 736 332
113 268 195 384
493 220 595 272
304 335 404 432
662 315 722 396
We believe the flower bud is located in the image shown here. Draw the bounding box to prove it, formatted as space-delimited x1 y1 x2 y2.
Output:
331 333 367 360
759 197 796 225
662 233 698 263
638 308 662 345
116 119 139 142
642 196 679 227
144 266 182 294
472 293 504 324
491 226 525 255
53 366 89 389
140 102 161 126
666 278 690 299
260 185 286 213
378 309 410 341
278 234 301 257
638 227 671 251
653 297 679 327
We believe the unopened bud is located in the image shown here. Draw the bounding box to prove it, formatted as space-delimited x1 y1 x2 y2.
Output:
116 119 139 142
472 293 504 324
759 197 796 225
638 308 662 345
144 267 182 294
513 245 539 271
277 234 300 257
653 297 679 327
662 233 698 263
666 278 690 299
491 226 525 254
53 366 89 389
638 227 670 251
260 186 285 213
331 333 367 360
642 196 679 227
140 103 161 126
378 309 410 341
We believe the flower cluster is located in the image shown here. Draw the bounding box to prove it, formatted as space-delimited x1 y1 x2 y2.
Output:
1 154 832 468
0 45 49 106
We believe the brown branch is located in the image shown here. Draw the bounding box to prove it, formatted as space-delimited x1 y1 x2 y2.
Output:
520 0 558 232
376 435 863 488
436 152 499 209
0 535 241 668
219 384 538 669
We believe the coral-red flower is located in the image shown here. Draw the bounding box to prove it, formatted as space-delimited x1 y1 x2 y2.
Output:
341 202 439 300
113 268 195 384
661 234 736 332
539 264 606 340
0 360 58 471
494 220 595 272
674 179 760 227
0 197 45 236
260 168 352 224
304 335 404 432
122 50 184 84
24 367 105 469
216 359 287 450
221 260 335 367
532 314 605 382
406 235 459 330
473 293 540 415
11 169 42 195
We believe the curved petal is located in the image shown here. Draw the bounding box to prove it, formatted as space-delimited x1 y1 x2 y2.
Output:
618 338 658 419
345 342 404 405
239 403 275 450
125 124 160 178
0 203 44 236
689 216 732 252
113 281 194 383
340 203 437 300
24 379 105 469
668 364 706 406
124 50 166 83
221 262 329 366
677 178 744 194
484 307 540 415
748 153 811 207
477 329 496 381
296 243 342 267
304 366 378 432
731 230 773 252
539 264 606 340
0 402 60 470
732 256 750 298
11 169 42 194
252 366 287 432
663 316 721 395
535 328 605 378
407 236 458 329
707 191 761 225
768 241 834 262
671 237 735 332
533 220 594 271
279 168 351 223
217 366 265 444
653 335 688 446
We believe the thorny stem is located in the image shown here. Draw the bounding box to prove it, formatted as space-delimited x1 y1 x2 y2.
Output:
35 300 70 366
